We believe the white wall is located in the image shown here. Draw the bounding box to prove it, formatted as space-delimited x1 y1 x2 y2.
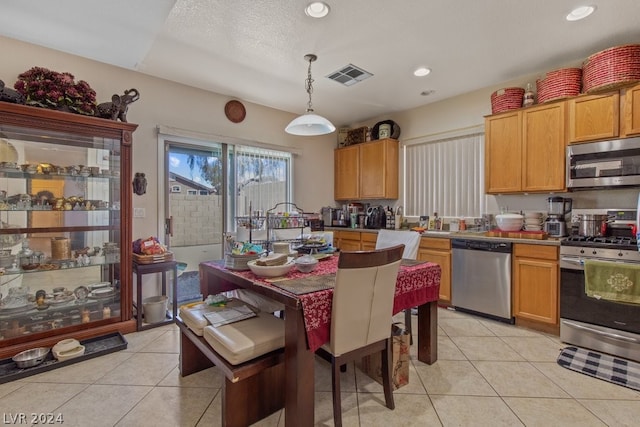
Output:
0 36 336 241
351 64 637 216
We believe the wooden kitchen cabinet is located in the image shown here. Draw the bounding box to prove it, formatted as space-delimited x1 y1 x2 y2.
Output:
333 230 361 251
417 237 451 304
360 232 377 251
567 91 620 143
485 111 522 193
334 145 359 200
513 244 559 333
521 102 567 192
485 102 565 194
334 138 398 200
621 83 640 137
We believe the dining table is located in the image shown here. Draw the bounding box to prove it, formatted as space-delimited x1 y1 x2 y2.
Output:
197 255 441 427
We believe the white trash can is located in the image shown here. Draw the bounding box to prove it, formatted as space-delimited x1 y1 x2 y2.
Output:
143 295 168 324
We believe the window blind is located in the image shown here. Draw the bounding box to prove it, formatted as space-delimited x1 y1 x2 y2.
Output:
404 133 485 218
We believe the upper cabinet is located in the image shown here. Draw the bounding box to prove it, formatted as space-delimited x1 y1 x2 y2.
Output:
522 102 567 192
622 83 640 137
485 102 566 194
485 111 522 193
566 82 640 143
334 138 398 200
567 92 620 143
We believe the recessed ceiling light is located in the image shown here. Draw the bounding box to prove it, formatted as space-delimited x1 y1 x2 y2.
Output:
566 5 596 21
414 67 431 77
305 2 330 18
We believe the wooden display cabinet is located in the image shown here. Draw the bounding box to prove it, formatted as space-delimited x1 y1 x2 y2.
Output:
417 236 451 304
512 244 559 334
0 103 137 359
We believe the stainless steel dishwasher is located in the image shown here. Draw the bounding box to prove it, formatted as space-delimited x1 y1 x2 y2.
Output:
451 239 514 323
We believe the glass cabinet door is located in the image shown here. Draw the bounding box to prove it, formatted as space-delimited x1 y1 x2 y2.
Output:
0 125 123 341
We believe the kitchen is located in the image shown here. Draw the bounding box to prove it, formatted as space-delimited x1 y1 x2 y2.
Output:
1 1 640 426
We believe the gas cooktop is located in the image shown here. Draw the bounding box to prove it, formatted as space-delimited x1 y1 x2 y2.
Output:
562 235 637 249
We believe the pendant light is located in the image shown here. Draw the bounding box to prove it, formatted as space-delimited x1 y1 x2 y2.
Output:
285 54 336 136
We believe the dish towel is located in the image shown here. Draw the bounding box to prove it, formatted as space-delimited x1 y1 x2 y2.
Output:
584 259 640 305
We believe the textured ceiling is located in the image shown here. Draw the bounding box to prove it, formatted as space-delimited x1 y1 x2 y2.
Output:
1 0 640 128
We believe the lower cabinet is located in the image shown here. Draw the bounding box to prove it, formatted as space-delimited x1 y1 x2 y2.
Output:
417 237 451 304
360 232 377 251
333 230 361 251
513 244 559 330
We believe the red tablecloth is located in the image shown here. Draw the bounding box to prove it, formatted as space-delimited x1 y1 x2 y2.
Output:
204 257 441 351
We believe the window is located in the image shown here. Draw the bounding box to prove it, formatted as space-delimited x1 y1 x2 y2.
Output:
171 185 181 193
187 189 197 195
229 145 292 220
404 132 485 218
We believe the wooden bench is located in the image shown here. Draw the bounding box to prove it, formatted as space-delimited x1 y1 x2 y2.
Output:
176 318 285 427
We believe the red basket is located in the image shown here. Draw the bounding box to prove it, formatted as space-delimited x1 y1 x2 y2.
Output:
536 67 582 103
583 44 640 93
490 87 525 114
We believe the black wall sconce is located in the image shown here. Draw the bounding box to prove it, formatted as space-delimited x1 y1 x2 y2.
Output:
133 172 147 195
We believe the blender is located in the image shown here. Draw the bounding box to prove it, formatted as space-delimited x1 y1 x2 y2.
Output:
544 197 572 237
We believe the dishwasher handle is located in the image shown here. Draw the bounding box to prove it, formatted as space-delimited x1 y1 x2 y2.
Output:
451 238 512 253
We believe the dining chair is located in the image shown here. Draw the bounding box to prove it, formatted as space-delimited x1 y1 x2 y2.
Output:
317 244 404 427
375 229 421 343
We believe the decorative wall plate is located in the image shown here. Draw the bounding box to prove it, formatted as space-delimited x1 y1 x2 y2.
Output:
224 100 246 123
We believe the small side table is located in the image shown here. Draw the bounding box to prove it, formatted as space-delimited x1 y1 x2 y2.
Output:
132 260 178 331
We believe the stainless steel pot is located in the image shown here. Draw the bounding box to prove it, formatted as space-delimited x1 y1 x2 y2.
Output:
576 214 610 236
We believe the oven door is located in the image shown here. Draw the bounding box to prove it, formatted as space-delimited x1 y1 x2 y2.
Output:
560 258 640 362
560 259 640 334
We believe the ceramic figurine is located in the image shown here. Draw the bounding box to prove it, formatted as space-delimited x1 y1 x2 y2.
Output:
95 88 140 122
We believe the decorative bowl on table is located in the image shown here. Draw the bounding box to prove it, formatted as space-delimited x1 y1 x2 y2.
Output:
294 254 319 273
495 213 524 232
247 258 295 278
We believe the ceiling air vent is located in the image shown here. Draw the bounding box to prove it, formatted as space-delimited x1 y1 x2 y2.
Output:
326 64 373 86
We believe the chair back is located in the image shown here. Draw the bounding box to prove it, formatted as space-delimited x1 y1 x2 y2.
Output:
329 244 404 356
375 229 420 259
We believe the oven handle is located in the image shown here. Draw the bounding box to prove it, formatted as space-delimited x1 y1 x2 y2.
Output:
560 257 584 270
562 320 639 343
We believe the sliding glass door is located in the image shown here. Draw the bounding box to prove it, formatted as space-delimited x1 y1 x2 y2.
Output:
164 141 225 272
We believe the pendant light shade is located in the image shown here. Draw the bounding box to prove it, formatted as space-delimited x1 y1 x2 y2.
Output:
285 112 335 135
285 54 335 136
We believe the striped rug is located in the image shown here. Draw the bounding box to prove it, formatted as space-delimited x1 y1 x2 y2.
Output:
557 346 640 392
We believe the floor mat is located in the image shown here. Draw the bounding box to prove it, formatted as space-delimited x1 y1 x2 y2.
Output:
557 346 640 392
177 271 202 304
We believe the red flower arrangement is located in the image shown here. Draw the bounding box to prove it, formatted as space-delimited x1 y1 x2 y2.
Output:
13 66 97 115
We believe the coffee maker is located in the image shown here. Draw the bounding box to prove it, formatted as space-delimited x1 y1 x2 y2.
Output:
544 196 572 237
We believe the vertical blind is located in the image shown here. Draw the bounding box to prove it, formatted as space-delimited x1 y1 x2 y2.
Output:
404 133 485 217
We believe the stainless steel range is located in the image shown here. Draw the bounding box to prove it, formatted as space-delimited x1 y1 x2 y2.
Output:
560 209 640 362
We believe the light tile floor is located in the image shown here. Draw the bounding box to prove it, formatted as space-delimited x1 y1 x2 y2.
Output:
2 307 640 426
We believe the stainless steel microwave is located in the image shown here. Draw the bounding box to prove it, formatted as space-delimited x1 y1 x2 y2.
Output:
566 136 640 190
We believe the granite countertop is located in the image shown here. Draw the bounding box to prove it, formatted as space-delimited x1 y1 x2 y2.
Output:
324 227 562 246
